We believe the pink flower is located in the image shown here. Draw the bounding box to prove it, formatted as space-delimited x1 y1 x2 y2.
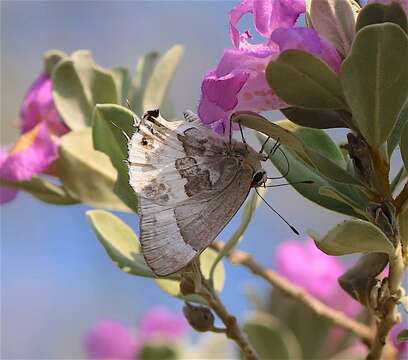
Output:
276 239 360 316
1 73 68 204
84 321 139 360
198 0 342 134
139 307 188 342
83 307 188 360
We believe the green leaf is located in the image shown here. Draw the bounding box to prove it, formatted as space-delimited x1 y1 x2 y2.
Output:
388 101 408 155
400 121 408 170
155 248 225 303
112 67 132 105
391 166 407 193
399 204 408 248
310 0 357 56
0 176 78 205
266 49 346 109
209 188 265 281
139 343 178 360
319 186 368 218
52 60 92 130
143 45 184 112
232 112 307 158
397 329 408 343
356 2 408 33
341 23 408 148
130 51 159 116
243 312 302 360
86 210 154 277
309 219 394 255
281 107 349 129
43 49 67 76
258 133 363 217
92 104 138 212
57 128 129 211
293 127 346 168
52 51 119 130
235 112 363 186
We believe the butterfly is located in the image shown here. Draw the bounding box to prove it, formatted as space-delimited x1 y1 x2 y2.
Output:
128 109 268 276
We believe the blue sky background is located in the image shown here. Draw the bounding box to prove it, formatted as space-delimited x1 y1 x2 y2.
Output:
1 1 405 359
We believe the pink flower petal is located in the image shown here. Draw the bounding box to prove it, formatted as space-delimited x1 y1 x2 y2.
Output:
20 73 68 136
0 187 18 204
138 307 188 342
271 27 342 72
229 0 305 49
0 123 58 183
84 321 138 360
276 239 360 316
198 47 285 134
253 0 305 37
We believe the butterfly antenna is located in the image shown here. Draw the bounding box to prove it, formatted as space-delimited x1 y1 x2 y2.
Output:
110 121 130 142
125 98 132 111
267 146 291 180
255 188 299 235
264 180 314 188
229 117 233 148
259 136 270 154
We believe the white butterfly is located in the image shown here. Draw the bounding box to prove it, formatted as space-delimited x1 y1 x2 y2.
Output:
128 110 267 276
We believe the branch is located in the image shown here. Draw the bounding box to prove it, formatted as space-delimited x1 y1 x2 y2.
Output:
211 241 374 347
197 274 259 360
366 242 405 360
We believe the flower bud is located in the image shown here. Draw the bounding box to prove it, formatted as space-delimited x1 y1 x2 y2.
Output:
182 303 215 332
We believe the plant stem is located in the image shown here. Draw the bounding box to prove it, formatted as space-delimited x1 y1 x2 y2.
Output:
198 274 259 360
366 242 405 360
211 241 374 347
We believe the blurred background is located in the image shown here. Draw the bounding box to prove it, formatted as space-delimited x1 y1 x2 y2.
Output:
0 1 377 358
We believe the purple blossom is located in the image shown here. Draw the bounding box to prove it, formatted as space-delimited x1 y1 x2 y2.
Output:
139 306 188 342
83 307 187 360
0 73 68 204
198 0 342 134
276 239 360 316
84 321 139 360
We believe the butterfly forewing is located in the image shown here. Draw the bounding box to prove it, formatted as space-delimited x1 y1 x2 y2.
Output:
128 111 260 276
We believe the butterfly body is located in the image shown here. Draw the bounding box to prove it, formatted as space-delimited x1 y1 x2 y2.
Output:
128 110 266 276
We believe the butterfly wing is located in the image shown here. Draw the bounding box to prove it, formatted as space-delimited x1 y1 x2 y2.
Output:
128 112 252 276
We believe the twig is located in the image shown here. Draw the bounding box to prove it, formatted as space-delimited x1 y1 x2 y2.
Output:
197 274 259 360
211 241 374 347
366 242 405 360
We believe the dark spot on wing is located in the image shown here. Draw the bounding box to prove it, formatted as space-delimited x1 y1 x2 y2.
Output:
175 157 212 197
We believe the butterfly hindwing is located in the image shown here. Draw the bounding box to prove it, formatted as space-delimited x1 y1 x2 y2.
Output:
128 111 254 276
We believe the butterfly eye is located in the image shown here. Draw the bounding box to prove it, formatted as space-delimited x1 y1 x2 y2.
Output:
252 170 267 187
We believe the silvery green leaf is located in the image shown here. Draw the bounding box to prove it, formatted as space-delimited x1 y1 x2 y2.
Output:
399 203 408 248
130 51 159 115
92 104 138 212
52 50 118 130
86 210 154 277
388 101 408 156
400 121 408 170
266 50 347 110
310 0 357 56
356 2 408 33
243 312 302 360
112 67 132 105
58 128 129 211
341 23 408 148
0 176 77 205
143 45 184 112
43 49 67 76
309 219 394 255
281 107 348 129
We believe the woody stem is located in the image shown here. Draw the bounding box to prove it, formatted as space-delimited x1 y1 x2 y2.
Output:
211 241 374 347
198 274 259 360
